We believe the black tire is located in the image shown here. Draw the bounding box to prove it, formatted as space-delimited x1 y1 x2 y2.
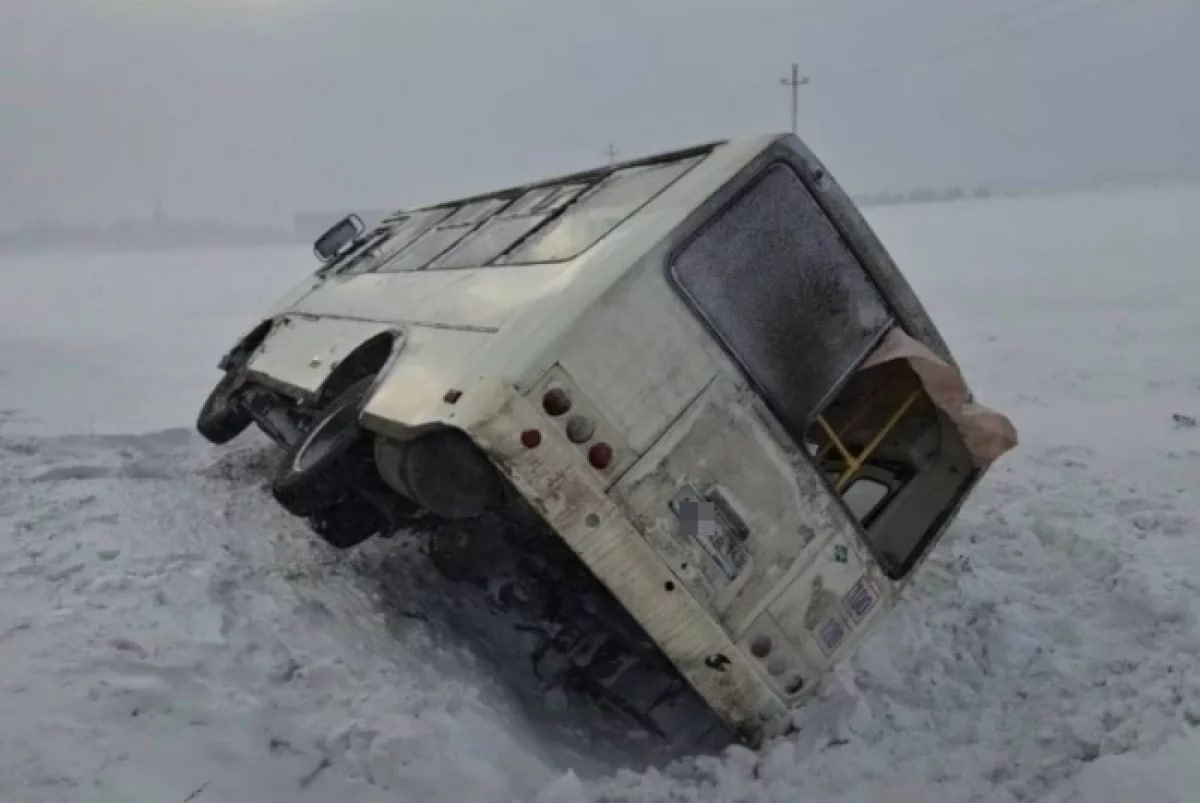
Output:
308 497 386 549
271 377 381 516
197 371 253 445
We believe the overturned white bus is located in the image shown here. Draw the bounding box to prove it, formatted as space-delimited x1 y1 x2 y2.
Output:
196 133 1016 747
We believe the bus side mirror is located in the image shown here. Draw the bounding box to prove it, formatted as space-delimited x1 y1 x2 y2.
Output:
313 214 364 263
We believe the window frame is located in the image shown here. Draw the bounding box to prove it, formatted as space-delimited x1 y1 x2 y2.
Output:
337 145 714 275
666 159 897 439
664 156 965 580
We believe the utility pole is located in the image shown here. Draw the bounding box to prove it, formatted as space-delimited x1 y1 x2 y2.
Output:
606 143 619 164
778 64 810 134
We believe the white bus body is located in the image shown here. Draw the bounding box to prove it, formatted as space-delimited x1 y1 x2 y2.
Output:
198 133 1015 746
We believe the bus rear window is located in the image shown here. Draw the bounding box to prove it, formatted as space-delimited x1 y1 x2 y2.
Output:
669 163 893 443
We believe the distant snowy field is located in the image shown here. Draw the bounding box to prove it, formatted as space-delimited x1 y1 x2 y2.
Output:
1 186 1197 803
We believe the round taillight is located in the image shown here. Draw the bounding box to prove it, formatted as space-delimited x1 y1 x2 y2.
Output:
750 635 772 658
588 442 613 470
565 415 595 444
520 429 542 449
542 387 572 417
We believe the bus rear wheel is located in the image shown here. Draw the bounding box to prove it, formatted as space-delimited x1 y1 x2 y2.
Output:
271 377 414 547
272 377 381 513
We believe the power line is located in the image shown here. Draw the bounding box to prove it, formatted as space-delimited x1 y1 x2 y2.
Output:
945 0 1093 42
827 0 1134 81
861 0 1131 77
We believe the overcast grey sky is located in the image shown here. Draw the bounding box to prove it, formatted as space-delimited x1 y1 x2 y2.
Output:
2 0 1195 226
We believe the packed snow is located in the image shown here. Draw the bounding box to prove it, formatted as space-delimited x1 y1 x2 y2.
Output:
1 186 1198 803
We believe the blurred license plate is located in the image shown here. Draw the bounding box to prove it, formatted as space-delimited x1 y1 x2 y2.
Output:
670 486 748 580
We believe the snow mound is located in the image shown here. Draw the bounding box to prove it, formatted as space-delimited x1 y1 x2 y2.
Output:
1047 729 1200 803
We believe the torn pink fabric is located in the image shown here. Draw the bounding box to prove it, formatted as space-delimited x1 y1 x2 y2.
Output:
862 328 1018 467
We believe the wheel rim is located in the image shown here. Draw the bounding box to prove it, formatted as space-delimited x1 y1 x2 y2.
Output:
293 393 362 473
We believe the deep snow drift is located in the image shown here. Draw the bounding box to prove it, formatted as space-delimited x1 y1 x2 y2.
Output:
1 186 1198 803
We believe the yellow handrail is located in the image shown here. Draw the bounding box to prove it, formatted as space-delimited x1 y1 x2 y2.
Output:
813 385 884 462
834 389 922 492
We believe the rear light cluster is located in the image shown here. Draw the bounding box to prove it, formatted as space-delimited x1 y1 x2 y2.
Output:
522 381 618 473
746 629 806 698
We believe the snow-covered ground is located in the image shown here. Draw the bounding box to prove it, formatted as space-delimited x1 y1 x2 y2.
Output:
2 186 1198 803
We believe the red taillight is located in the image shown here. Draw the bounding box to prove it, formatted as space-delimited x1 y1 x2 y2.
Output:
542 388 572 417
588 442 613 470
521 429 542 449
